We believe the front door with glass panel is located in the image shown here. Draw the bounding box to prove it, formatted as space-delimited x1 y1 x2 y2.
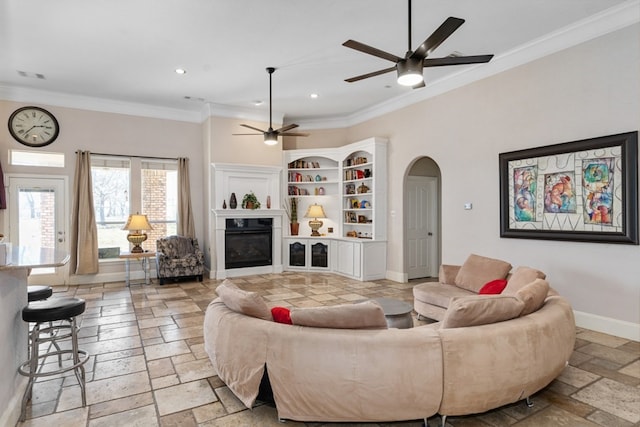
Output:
8 176 67 284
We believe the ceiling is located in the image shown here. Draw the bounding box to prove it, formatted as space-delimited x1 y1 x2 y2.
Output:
1 0 636 126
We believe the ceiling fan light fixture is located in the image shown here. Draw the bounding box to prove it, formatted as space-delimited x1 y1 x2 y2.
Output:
264 131 278 146
397 58 423 86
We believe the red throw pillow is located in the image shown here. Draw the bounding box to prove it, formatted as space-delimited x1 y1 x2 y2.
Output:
479 279 508 295
271 307 292 325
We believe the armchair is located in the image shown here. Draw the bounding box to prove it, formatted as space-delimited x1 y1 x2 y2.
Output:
156 235 204 285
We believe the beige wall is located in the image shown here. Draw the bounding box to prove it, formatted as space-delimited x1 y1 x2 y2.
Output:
0 102 204 270
337 24 638 324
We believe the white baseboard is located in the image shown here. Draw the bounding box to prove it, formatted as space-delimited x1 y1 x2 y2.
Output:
68 271 150 285
573 310 640 341
385 269 408 283
0 376 27 427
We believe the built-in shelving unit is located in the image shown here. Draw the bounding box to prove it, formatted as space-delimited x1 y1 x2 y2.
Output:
282 137 388 280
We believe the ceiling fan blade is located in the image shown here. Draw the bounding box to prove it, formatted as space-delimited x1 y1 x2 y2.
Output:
411 17 465 60
423 54 494 67
345 66 397 83
343 40 403 63
280 132 310 137
240 124 266 132
232 133 263 136
276 124 299 133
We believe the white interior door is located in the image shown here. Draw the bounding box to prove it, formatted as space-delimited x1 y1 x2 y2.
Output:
8 175 68 284
406 176 438 279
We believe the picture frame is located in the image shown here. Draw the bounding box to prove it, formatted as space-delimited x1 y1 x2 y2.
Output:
499 131 638 244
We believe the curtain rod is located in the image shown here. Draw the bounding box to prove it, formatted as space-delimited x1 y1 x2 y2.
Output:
78 151 180 161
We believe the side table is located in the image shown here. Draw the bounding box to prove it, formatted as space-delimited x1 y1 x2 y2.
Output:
119 251 155 286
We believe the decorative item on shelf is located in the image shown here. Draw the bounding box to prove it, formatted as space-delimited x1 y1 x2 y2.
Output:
346 230 358 238
345 183 355 194
222 200 227 209
318 187 325 195
357 183 369 194
266 195 271 209
229 193 237 209
360 200 371 208
242 191 261 209
358 215 367 223
305 203 327 236
315 174 322 182
122 213 153 253
284 197 299 235
364 169 372 178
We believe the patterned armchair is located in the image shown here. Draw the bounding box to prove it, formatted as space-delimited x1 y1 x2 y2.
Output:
156 235 204 285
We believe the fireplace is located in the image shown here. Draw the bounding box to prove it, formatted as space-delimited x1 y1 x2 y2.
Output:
225 218 273 269
211 163 284 279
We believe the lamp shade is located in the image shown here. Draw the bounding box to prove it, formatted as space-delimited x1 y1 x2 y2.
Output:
123 214 153 231
305 204 326 219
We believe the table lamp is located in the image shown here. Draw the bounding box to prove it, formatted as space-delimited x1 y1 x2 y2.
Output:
304 203 326 236
122 213 153 253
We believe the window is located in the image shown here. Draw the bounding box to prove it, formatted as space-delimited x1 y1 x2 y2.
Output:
141 160 178 247
9 149 65 167
91 156 177 257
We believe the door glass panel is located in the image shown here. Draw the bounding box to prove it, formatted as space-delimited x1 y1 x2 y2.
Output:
17 188 56 274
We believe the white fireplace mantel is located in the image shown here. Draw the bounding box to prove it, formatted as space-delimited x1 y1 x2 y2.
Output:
211 163 284 279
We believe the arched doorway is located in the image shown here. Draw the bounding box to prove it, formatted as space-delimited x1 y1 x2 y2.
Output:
405 157 441 279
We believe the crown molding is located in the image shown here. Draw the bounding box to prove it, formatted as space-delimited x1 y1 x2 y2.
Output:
293 0 640 130
203 102 284 126
0 85 202 123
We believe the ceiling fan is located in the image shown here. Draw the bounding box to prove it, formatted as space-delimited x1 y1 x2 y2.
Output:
343 0 494 88
233 67 309 145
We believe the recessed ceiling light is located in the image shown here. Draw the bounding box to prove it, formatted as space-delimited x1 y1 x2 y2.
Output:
310 93 319 99
175 68 187 75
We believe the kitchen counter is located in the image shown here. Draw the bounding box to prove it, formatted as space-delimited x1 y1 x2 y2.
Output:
0 246 69 426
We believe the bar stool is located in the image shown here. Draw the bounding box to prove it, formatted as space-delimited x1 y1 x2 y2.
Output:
26 285 55 360
27 285 53 302
18 297 89 421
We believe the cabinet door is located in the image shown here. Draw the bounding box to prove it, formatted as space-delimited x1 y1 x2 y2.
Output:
338 242 360 277
310 241 329 268
288 241 306 267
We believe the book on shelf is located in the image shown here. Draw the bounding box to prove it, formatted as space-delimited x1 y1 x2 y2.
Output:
288 186 310 196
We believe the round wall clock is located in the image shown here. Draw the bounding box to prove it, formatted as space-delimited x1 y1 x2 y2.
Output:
8 106 60 147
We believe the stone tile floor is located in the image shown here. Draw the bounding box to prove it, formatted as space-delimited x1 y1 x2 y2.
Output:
17 272 640 426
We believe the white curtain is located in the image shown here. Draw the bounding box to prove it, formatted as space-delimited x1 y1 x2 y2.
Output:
177 157 195 238
70 150 99 274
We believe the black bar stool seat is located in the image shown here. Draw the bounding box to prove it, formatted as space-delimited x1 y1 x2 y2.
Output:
18 297 89 421
22 297 86 322
27 285 53 302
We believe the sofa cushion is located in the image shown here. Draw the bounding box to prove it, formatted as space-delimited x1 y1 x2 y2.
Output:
454 254 512 293
271 306 292 325
413 281 475 309
216 280 273 321
439 264 461 285
479 279 508 295
503 266 547 296
440 295 524 329
290 300 387 329
515 278 550 316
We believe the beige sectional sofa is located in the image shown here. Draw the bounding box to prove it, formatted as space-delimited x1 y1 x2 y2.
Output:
203 267 575 425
